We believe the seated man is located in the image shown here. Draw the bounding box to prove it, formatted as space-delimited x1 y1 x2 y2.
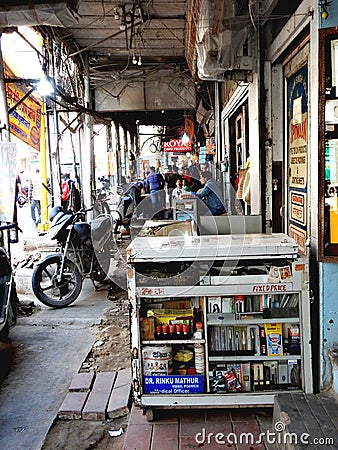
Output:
195 171 226 216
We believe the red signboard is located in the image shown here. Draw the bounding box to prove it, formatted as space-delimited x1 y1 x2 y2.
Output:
162 139 192 153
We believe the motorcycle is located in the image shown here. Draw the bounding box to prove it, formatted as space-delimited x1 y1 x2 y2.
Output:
31 206 112 308
0 224 18 340
93 176 111 217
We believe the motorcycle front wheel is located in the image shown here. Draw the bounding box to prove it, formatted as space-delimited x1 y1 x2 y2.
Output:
32 255 82 308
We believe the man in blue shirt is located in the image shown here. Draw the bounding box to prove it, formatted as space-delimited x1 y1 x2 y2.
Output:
144 166 165 216
196 171 226 216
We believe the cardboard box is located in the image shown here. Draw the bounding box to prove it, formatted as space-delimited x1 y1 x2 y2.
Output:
141 317 155 340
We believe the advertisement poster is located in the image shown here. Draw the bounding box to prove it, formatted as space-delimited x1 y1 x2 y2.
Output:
206 137 216 154
287 64 308 254
0 143 17 222
5 63 42 151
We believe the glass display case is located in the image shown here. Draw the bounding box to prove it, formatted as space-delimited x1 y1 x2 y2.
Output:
127 232 313 419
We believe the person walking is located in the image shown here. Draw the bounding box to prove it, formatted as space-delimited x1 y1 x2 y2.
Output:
144 166 165 217
195 170 226 216
29 168 42 226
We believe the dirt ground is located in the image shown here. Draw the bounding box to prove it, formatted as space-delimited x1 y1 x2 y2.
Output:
42 238 132 450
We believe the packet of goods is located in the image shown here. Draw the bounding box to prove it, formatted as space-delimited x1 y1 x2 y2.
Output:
264 323 283 356
147 308 194 317
173 349 194 363
147 308 194 325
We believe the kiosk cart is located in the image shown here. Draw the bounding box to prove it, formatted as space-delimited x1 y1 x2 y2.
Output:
127 232 312 420
173 196 199 222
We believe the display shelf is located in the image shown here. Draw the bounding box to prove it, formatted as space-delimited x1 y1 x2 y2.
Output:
206 317 300 326
142 339 206 345
136 283 298 298
209 354 301 362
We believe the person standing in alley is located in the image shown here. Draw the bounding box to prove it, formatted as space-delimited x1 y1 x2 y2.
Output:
61 173 72 210
144 166 165 217
164 165 180 208
29 168 42 226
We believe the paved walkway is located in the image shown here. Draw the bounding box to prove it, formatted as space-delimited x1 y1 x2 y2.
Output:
124 405 275 450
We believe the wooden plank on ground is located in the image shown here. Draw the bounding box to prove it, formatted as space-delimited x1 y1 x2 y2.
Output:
305 394 338 448
292 392 326 448
318 393 338 432
274 394 308 450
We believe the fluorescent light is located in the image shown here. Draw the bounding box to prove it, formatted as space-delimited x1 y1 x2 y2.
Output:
36 75 53 96
181 132 190 144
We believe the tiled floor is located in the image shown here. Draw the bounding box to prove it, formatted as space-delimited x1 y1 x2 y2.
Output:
124 405 275 450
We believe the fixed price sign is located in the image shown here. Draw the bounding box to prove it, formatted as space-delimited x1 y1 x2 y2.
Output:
162 139 192 153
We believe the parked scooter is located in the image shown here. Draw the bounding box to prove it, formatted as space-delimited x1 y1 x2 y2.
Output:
93 176 112 217
32 206 112 308
112 182 143 234
0 224 18 340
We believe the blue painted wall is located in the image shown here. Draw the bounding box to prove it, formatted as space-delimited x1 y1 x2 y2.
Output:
317 1 338 391
319 1 338 29
320 263 338 389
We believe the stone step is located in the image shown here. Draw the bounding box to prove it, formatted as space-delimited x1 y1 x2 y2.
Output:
82 371 117 421
273 392 338 449
57 368 131 421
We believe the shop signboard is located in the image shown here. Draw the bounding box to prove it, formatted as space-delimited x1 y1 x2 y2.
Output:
143 375 204 394
290 191 306 226
4 63 42 152
206 136 216 154
162 139 192 153
287 63 308 255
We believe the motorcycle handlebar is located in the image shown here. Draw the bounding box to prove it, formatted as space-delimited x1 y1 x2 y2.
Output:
0 222 16 231
74 207 93 216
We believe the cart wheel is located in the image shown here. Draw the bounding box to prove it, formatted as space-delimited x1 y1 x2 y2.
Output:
145 408 154 422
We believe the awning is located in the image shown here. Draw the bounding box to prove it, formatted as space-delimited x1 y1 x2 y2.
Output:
0 1 79 28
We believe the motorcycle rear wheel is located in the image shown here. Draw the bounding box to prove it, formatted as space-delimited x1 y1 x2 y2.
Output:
32 255 82 308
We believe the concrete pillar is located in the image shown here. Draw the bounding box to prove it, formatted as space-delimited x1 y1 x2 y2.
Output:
0 35 10 142
48 100 62 206
82 69 94 209
264 61 273 233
